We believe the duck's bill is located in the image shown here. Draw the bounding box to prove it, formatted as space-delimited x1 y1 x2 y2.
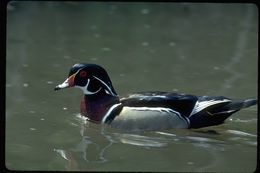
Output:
54 74 76 91
54 80 69 90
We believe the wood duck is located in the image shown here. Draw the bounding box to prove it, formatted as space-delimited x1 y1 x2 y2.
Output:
54 63 257 131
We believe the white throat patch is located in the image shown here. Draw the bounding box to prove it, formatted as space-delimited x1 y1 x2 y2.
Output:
76 76 117 96
76 78 101 95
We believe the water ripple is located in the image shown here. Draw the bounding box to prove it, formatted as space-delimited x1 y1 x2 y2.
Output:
116 133 167 147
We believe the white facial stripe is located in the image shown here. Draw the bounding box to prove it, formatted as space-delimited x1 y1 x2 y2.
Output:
76 78 101 95
93 75 117 96
60 68 83 88
72 68 83 76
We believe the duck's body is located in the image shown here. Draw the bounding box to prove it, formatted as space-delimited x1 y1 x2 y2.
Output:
55 63 257 131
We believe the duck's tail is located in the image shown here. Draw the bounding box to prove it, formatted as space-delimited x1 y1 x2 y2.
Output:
189 98 257 128
227 99 257 110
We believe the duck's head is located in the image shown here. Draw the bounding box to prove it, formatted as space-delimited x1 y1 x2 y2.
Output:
54 63 117 96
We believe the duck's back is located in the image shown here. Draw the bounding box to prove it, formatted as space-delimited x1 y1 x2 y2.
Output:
120 91 198 115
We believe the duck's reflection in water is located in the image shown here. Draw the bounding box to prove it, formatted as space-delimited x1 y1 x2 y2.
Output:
53 113 257 171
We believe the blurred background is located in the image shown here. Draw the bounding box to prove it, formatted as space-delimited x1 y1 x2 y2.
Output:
6 1 257 172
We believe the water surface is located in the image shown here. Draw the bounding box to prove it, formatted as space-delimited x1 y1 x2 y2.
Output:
6 2 258 172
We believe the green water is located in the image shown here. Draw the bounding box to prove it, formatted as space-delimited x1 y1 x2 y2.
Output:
6 2 257 172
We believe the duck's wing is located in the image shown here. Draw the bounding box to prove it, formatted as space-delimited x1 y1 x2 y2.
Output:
120 91 199 117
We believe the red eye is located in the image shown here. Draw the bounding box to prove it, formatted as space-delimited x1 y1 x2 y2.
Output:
79 71 87 77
